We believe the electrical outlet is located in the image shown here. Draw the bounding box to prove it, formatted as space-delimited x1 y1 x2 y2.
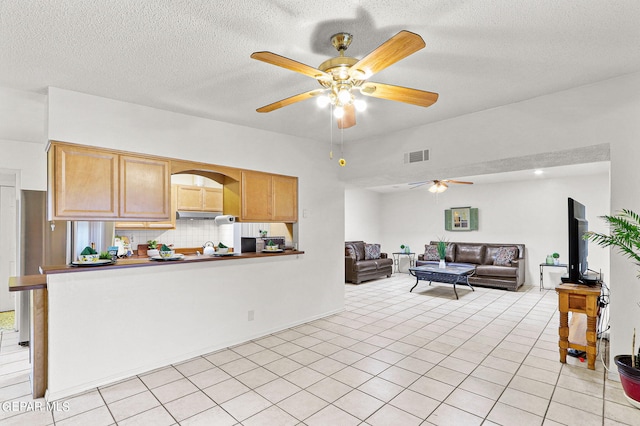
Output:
248 310 254 321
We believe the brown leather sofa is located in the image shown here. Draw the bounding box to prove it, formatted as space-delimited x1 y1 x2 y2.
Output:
345 241 393 284
417 241 525 291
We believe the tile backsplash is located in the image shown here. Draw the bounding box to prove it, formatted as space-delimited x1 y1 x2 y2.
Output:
118 221 284 251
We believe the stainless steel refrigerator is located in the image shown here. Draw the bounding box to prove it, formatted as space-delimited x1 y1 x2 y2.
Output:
18 190 115 345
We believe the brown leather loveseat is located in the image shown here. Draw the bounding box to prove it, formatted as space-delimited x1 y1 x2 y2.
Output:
345 241 393 284
416 241 525 291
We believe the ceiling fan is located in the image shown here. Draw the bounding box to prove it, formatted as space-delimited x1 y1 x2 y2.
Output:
409 179 474 193
250 30 439 129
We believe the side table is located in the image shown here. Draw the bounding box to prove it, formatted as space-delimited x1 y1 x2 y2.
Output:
392 252 415 273
539 263 568 290
556 283 601 370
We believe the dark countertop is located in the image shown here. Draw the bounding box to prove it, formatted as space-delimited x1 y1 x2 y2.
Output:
9 250 304 292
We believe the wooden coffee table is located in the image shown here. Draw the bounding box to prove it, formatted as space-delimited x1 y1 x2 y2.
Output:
409 263 475 299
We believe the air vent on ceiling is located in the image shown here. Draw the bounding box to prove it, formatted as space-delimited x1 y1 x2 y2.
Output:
404 149 429 164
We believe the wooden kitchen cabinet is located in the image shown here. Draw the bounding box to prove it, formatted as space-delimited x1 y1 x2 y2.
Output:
116 185 177 230
49 141 297 224
119 155 170 219
48 143 119 219
272 175 298 221
203 187 223 211
48 142 170 221
176 185 223 212
240 171 297 222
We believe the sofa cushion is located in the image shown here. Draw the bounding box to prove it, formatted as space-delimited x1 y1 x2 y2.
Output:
348 241 366 261
354 258 392 272
493 246 518 266
364 243 381 260
424 244 440 261
456 244 485 264
476 264 518 278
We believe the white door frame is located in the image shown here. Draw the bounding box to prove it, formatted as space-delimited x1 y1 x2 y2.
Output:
0 168 19 313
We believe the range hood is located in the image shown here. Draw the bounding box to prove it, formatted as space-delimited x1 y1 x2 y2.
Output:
175 211 222 220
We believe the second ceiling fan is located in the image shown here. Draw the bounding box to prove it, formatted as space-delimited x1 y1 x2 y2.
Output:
410 179 474 193
251 30 439 129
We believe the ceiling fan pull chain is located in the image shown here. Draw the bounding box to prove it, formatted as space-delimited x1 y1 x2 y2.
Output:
339 125 347 167
329 104 334 159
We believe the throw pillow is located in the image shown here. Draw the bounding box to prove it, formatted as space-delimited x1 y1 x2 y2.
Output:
494 246 517 266
424 244 440 261
364 243 381 260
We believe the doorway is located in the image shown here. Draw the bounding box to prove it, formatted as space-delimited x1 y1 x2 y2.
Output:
0 171 17 313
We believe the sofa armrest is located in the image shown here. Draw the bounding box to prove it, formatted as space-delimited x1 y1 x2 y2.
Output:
345 256 356 282
511 259 526 285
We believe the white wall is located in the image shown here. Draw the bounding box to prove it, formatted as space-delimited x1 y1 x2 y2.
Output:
0 87 48 191
346 170 610 287
344 188 382 242
342 72 640 373
0 140 47 191
47 254 336 400
42 87 346 397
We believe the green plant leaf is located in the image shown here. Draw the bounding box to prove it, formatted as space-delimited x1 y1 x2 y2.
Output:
585 209 640 277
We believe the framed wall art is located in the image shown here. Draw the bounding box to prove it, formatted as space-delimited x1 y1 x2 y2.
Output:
445 207 478 231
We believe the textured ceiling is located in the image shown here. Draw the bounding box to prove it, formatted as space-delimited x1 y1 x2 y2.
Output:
1 1 639 143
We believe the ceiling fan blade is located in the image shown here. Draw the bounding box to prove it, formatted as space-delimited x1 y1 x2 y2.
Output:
348 30 425 80
360 82 438 107
256 89 325 113
408 181 433 189
251 51 332 82
443 180 474 185
337 103 356 129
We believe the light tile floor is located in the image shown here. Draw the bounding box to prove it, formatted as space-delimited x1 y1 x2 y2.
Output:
1 274 640 425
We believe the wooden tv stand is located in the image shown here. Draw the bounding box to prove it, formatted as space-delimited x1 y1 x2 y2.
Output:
556 283 601 370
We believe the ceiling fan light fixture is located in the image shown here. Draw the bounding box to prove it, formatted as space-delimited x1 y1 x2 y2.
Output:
316 95 331 108
354 99 367 112
333 106 345 119
337 86 352 104
429 182 448 193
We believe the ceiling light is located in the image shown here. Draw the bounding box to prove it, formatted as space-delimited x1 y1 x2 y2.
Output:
429 182 448 193
333 106 345 119
354 99 367 112
337 87 352 104
316 95 331 108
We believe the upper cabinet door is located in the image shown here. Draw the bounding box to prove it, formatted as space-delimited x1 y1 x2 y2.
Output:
272 175 298 222
51 144 119 219
239 171 298 222
176 185 204 211
203 187 223 212
241 171 273 221
119 155 170 219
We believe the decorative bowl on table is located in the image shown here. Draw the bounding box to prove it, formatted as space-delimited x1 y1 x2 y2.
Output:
216 247 229 254
265 245 279 251
159 250 175 259
78 254 99 263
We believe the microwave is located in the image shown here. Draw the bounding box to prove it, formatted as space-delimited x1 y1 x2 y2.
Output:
241 237 285 252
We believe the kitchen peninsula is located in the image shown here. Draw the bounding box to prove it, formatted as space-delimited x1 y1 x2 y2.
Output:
10 249 305 400
9 141 319 402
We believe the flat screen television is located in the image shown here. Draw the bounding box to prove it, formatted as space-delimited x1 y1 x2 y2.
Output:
563 197 598 285
567 198 588 282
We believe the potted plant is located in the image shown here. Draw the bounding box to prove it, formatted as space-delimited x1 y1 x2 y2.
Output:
147 240 159 257
437 239 447 269
584 209 640 408
552 252 560 265
400 244 410 254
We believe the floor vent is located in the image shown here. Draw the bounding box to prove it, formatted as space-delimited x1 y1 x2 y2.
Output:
404 149 429 164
